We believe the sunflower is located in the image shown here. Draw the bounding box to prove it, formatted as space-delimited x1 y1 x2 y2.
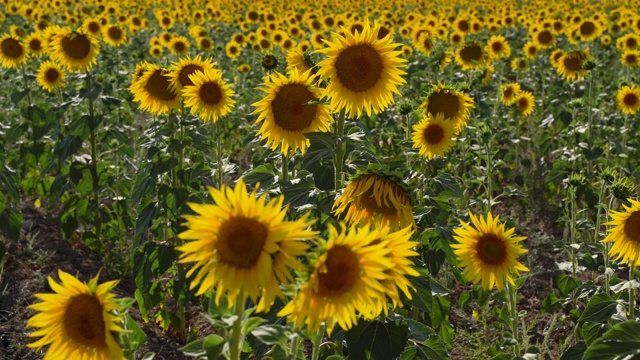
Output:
601 35 612 47
368 225 419 316
420 83 475 129
411 112 459 160
332 172 414 230
500 82 521 105
49 29 99 72
550 49 564 68
0 33 27 69
523 41 539 59
167 55 216 94
602 199 640 265
316 22 407 118
515 91 535 116
26 270 124 360
414 32 434 56
510 57 528 71
149 44 163 58
286 49 313 74
36 60 66 92
225 41 241 59
533 29 555 49
449 31 465 46
252 69 332 155
576 19 601 42
25 32 45 57
169 36 190 55
182 69 235 122
238 63 251 73
196 36 214 51
621 50 640 68
278 223 391 335
102 24 128 47
454 41 486 70
616 85 640 115
485 35 511 59
177 178 316 312
129 63 180 115
82 18 102 37
557 49 591 82
617 33 639 51
452 212 529 291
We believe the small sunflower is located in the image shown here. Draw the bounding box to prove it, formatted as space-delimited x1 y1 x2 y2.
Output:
49 29 99 73
36 60 66 92
500 82 522 105
550 49 564 68
129 63 180 115
601 35 612 47
238 63 251 73
557 49 591 82
510 57 528 71
452 212 529 291
533 29 555 49
102 24 128 47
177 178 316 312
602 199 640 265
225 41 241 59
0 33 27 69
316 22 407 118
169 36 190 55
182 69 235 122
332 172 414 230
411 112 459 160
576 19 601 42
414 32 434 56
278 223 391 335
621 50 640 68
149 44 163 58
455 41 487 70
522 41 539 59
252 69 332 155
485 35 511 59
26 270 124 360
25 32 45 57
616 85 640 115
515 91 535 116
167 55 216 94
420 83 475 129
617 33 639 51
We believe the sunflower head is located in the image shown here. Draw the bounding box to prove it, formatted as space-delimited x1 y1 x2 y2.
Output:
455 41 487 70
616 85 640 115
452 212 529 291
602 199 640 266
0 33 27 69
26 270 124 359
500 82 522 105
167 55 216 94
36 60 66 92
182 69 236 123
411 112 459 160
129 63 180 115
316 21 407 118
420 83 475 129
557 49 591 82
49 29 100 73
515 91 535 117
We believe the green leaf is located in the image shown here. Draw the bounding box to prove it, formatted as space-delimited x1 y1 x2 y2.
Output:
345 319 409 360
432 171 462 198
251 324 289 347
583 321 640 360
406 319 436 342
242 316 268 335
0 204 22 241
0 192 5 215
120 314 147 353
179 334 225 358
303 132 339 164
140 353 155 360
557 274 580 297
402 338 448 360
541 294 561 314
578 293 619 324
243 164 277 187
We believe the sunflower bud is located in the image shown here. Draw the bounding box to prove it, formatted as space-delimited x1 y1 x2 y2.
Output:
397 99 413 115
568 173 587 188
261 54 278 71
611 177 636 201
600 167 617 184
581 59 596 71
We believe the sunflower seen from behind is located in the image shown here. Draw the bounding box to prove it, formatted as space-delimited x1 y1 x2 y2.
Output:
177 178 316 312
49 29 99 73
278 223 391 335
26 270 124 360
616 85 640 115
316 21 407 118
412 112 459 160
601 199 640 266
252 69 332 155
182 69 236 123
332 171 414 230
452 212 529 291
36 60 66 92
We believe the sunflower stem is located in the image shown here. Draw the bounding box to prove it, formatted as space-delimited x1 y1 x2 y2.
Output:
282 152 290 184
311 325 325 360
21 64 32 107
507 280 521 357
569 186 577 280
630 266 637 320
229 291 245 360
604 195 615 296
216 121 224 188
485 136 493 213
333 109 346 192
289 331 301 360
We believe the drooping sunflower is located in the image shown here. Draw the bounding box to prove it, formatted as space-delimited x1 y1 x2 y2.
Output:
411 112 459 160
500 82 522 105
177 178 316 312
0 33 27 69
129 63 179 115
167 55 216 94
455 41 487 70
515 91 535 116
602 199 640 266
332 172 415 230
485 35 511 59
316 22 407 118
452 212 529 291
102 24 128 47
616 85 640 115
252 69 332 155
420 83 475 129
278 223 391 335
49 29 100 72
182 69 235 123
26 270 124 360
36 60 66 92
556 49 591 82
621 50 640 68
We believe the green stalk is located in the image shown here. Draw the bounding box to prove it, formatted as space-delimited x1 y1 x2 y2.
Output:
21 65 32 107
630 266 636 320
216 121 224 188
333 110 346 191
282 152 289 183
485 137 493 213
289 331 301 360
507 280 521 357
311 325 325 360
569 187 577 279
229 291 245 360
86 74 102 245
604 195 615 296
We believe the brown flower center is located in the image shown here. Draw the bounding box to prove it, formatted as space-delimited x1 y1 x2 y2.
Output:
198 81 223 106
459 43 483 62
63 294 107 349
317 245 360 297
580 21 595 36
45 68 60 82
178 64 204 87
216 216 268 269
107 27 122 40
537 30 553 45
427 91 460 120
423 123 445 144
61 33 90 60
29 38 42 51
334 44 383 93
491 41 503 52
144 69 177 101
271 83 316 131
475 233 507 265
623 93 639 107
1 37 23 59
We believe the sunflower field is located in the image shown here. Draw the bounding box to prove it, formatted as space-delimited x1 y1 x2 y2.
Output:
2 0 640 359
